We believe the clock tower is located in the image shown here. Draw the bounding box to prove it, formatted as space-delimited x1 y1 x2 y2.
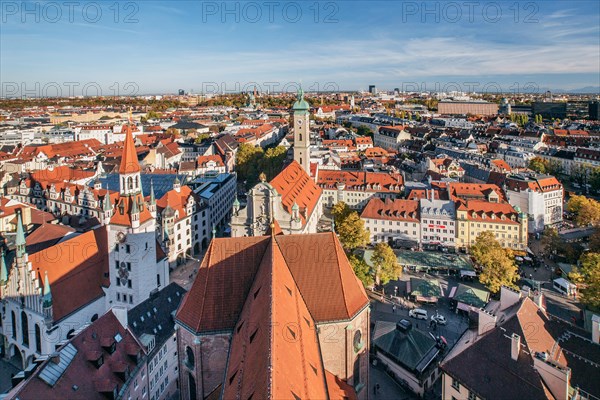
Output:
292 87 311 175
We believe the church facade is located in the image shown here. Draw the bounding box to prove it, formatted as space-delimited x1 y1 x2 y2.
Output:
230 89 323 237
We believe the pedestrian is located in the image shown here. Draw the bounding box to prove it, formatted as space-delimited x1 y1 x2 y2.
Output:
392 304 396 313
376 383 380 394
373 384 377 396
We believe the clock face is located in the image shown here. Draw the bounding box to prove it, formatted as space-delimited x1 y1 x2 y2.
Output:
117 232 126 243
296 119 303 125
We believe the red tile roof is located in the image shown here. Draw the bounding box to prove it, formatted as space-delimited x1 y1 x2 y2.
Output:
270 161 322 224
222 238 329 400
8 311 144 400
317 170 403 192
360 198 420 222
28 228 109 321
176 232 368 331
119 124 141 174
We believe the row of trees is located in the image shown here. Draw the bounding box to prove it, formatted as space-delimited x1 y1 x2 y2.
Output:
235 144 288 188
331 202 400 287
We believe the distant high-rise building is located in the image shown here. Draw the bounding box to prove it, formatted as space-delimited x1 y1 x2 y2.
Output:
589 101 600 120
532 102 567 119
178 89 185 96
368 85 377 95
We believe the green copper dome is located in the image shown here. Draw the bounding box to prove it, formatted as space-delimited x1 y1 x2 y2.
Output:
292 87 310 112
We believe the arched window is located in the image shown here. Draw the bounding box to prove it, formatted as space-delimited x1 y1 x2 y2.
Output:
188 372 197 400
128 177 133 190
186 346 195 369
21 311 29 347
11 311 16 339
134 176 139 189
91 314 99 322
35 324 42 353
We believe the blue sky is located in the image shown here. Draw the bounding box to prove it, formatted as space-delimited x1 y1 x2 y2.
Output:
1 0 599 96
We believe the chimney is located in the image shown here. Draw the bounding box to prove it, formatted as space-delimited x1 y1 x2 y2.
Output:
477 308 497 336
511 333 521 361
500 286 522 311
592 314 600 344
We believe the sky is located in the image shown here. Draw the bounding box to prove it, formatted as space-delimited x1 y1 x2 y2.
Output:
1 0 599 96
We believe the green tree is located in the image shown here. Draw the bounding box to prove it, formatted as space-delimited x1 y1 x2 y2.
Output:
567 196 600 226
235 143 264 187
577 253 600 309
528 157 548 174
356 125 373 137
471 231 519 293
541 227 561 255
194 133 211 143
348 254 374 287
589 167 600 194
370 243 401 285
331 201 352 226
336 211 370 251
260 146 288 180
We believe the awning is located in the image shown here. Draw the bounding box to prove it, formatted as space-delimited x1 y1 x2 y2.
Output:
460 270 477 277
526 247 534 255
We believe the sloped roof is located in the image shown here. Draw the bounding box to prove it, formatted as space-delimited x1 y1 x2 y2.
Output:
442 298 561 400
119 124 141 174
361 198 419 222
453 284 490 308
269 161 322 224
222 238 329 400
176 232 369 332
28 228 109 321
8 311 144 400
373 320 438 371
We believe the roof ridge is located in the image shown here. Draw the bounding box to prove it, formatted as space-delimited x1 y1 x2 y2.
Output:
331 231 351 318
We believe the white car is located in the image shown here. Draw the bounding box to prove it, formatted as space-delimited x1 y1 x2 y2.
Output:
431 314 447 325
409 308 428 320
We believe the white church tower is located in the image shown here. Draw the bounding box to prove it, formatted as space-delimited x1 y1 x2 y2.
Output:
293 87 311 175
106 115 168 309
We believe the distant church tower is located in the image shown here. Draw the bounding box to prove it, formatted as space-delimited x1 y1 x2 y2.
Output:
293 87 311 175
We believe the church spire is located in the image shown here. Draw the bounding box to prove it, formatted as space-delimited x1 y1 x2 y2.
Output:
119 109 141 175
42 270 52 308
150 179 156 205
0 249 7 284
16 209 26 259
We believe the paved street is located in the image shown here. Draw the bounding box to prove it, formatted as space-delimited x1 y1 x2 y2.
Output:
170 255 203 291
370 362 417 400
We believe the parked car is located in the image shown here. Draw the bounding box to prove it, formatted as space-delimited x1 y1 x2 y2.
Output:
409 308 428 320
431 314 447 325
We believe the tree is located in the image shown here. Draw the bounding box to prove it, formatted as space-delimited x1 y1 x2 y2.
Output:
356 125 373 137
331 201 352 226
348 254 374 287
336 211 370 251
577 252 600 309
589 167 600 194
235 143 264 187
541 227 561 255
567 195 600 226
471 231 519 293
528 157 548 174
370 242 401 285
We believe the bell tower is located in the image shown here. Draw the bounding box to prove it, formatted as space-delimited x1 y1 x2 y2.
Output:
293 87 311 175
